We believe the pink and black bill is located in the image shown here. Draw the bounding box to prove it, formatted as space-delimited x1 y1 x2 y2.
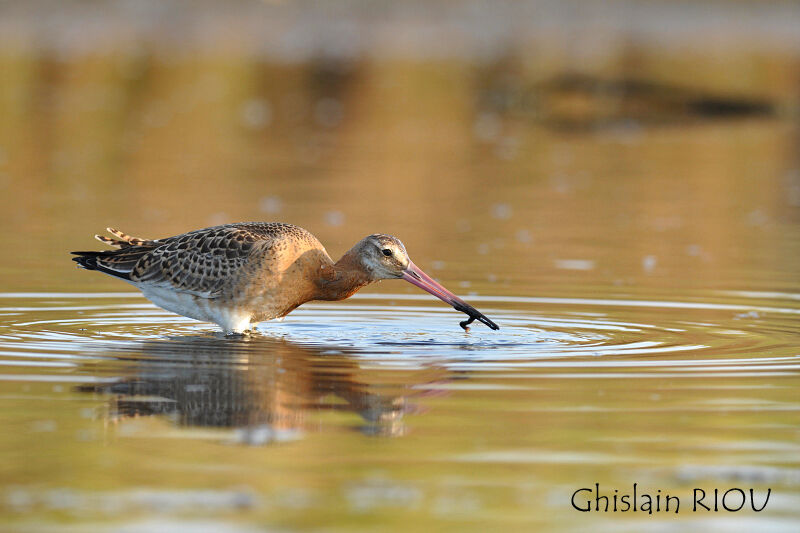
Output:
401 261 499 331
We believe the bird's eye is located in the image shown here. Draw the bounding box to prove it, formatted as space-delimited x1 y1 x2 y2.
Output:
381 249 393 257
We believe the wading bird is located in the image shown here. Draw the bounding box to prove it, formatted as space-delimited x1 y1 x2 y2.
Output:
71 223 499 335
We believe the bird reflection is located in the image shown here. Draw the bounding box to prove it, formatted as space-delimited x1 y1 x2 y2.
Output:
79 336 445 442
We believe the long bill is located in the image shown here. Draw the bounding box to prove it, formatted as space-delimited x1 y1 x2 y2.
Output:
401 261 499 330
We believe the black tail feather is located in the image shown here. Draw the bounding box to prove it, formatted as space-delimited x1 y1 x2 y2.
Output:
71 251 132 280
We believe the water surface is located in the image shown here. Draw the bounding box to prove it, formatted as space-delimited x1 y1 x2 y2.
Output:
1 1 799 531
1 288 798 531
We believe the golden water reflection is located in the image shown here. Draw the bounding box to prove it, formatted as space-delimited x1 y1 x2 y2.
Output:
1 1 799 531
0 42 798 298
79 336 447 440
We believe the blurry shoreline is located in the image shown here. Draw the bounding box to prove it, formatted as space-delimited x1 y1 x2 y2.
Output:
3 1 800 57
2 1 799 108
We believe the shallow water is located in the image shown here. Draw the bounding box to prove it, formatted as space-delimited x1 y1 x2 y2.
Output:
1 1 800 531
1 289 799 531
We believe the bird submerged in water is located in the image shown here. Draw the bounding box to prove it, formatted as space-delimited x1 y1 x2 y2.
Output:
71 223 499 335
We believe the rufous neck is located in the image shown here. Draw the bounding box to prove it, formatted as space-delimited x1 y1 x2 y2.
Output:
316 249 373 301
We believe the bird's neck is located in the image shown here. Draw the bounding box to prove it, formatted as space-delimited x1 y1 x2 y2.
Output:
315 249 374 301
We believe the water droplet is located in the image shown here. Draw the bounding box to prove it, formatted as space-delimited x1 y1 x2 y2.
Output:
642 255 657 273
208 212 229 226
515 229 532 243
325 210 345 226
554 259 595 271
240 99 272 130
490 203 512 220
5 488 32 511
259 196 283 214
44 489 79 510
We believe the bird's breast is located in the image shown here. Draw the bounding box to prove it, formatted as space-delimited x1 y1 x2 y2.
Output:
228 241 331 317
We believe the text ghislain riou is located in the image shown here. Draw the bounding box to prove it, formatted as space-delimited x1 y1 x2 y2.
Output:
572 484 771 514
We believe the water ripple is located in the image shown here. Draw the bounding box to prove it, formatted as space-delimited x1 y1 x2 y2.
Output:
0 292 796 379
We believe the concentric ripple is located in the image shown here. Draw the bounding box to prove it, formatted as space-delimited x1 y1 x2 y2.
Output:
0 291 797 379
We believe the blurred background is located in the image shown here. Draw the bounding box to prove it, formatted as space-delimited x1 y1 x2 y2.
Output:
1 0 798 297
1 1 800 532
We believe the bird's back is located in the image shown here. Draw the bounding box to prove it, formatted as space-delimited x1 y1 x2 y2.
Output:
131 222 326 296
72 223 333 330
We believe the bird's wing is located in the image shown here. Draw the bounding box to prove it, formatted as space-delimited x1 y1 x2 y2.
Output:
73 223 324 298
128 225 272 297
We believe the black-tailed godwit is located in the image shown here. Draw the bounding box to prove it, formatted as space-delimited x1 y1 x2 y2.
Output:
71 223 499 334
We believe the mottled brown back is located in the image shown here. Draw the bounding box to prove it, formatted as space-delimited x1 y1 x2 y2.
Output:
73 223 323 298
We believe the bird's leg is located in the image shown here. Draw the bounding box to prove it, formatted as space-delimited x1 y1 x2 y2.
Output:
224 325 254 338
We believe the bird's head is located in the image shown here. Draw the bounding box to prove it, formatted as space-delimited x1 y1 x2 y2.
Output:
352 233 499 331
356 234 410 280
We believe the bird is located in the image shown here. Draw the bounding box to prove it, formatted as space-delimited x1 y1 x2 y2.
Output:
71 223 499 335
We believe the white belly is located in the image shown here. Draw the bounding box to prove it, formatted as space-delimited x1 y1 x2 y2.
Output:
139 286 253 334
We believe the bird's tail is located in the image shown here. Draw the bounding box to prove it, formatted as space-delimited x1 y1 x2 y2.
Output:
93 227 156 248
71 228 158 280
